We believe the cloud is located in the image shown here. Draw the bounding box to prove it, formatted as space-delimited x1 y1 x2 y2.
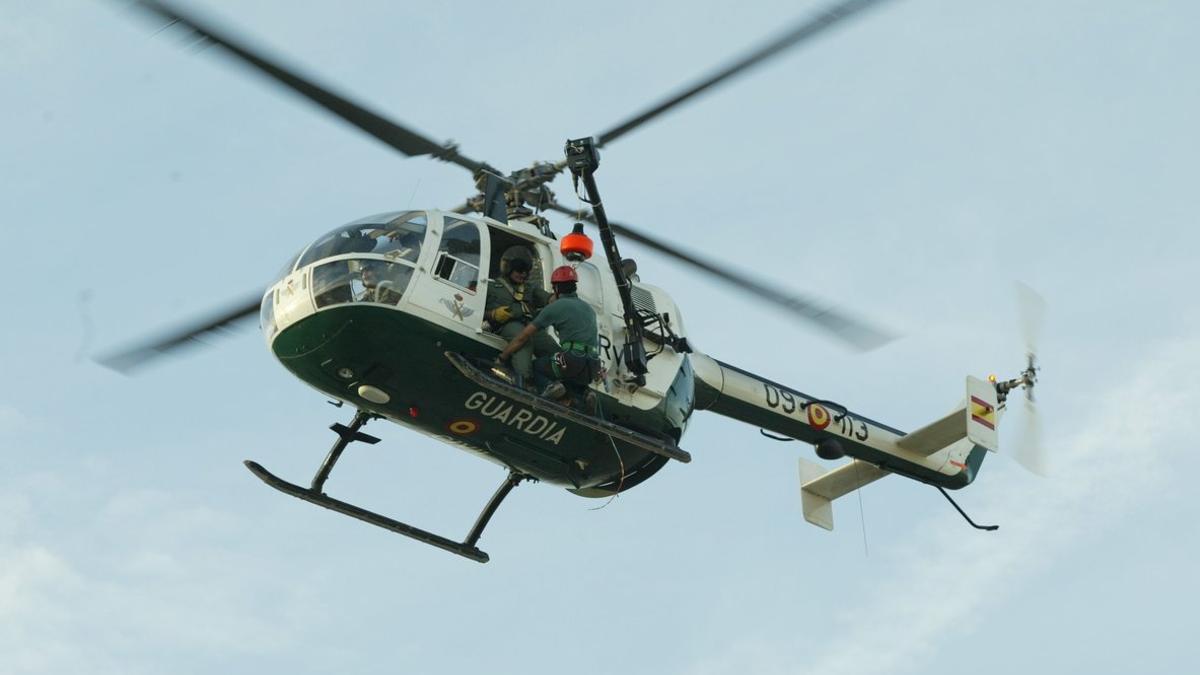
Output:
0 404 29 434
686 337 1199 675
0 532 90 674
0 477 317 675
0 1 74 74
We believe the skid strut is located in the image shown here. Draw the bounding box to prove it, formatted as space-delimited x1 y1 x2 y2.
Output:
312 410 380 493
245 411 528 563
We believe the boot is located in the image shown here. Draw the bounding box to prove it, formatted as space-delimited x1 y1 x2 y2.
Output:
540 382 566 401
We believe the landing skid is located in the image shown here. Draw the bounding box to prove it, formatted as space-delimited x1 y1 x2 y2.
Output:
445 351 691 464
246 411 525 563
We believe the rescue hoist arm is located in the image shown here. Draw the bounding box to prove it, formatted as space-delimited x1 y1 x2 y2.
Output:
564 136 649 385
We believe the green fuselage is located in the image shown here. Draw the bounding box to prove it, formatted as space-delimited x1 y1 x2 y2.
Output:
270 304 692 494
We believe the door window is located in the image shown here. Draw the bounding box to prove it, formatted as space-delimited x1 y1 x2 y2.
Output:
433 217 482 293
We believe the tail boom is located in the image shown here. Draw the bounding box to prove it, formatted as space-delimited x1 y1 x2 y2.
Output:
690 354 1001 528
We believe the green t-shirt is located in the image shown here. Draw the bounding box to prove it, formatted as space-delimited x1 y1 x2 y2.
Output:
532 293 598 350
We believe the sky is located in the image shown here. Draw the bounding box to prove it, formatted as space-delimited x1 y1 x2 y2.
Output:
2 1 1198 673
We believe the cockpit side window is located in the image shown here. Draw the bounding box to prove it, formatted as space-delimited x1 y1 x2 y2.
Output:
433 217 481 292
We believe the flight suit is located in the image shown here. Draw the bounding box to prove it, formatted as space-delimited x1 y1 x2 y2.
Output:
485 276 557 381
531 292 601 389
358 284 403 305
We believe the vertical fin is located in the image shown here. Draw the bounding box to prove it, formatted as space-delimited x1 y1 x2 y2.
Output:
799 458 891 531
966 376 999 452
799 458 835 530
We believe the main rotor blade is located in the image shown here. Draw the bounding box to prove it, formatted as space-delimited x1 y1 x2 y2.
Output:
545 203 893 350
128 0 489 173
97 294 262 373
594 0 896 148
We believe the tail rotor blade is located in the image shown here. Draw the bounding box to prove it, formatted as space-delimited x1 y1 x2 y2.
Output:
1009 283 1047 475
1016 281 1045 356
1011 396 1047 476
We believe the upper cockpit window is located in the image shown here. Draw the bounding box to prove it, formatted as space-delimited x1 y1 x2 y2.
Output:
370 211 428 262
296 211 428 269
275 250 303 281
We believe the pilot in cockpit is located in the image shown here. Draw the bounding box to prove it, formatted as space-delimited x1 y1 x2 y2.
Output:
355 261 403 305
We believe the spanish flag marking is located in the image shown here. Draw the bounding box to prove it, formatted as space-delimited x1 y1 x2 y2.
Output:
448 419 481 436
807 404 831 431
969 395 996 430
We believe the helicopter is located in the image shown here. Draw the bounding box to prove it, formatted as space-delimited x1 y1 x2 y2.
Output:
103 0 1045 563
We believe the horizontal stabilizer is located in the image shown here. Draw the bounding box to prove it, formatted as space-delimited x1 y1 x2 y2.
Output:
799 458 889 530
896 408 967 455
895 376 1001 456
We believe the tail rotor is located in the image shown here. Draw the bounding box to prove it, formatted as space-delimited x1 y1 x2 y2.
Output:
1002 283 1047 475
1011 386 1045 475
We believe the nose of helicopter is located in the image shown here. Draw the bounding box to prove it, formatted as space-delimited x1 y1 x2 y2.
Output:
261 269 317 343
262 254 421 344
262 210 429 342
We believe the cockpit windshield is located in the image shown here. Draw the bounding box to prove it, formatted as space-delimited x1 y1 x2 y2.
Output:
311 258 414 309
265 211 431 312
295 211 428 270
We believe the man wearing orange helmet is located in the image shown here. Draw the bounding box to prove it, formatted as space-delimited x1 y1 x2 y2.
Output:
497 265 599 402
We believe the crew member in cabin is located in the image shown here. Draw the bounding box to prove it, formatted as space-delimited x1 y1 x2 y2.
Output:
485 255 556 387
498 265 600 403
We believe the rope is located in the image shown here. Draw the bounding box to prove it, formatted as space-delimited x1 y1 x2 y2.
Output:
588 393 625 510
852 459 869 557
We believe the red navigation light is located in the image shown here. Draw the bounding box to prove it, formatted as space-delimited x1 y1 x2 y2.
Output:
408 406 420 419
560 223 593 261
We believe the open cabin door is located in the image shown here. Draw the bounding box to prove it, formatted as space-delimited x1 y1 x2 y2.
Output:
484 225 555 295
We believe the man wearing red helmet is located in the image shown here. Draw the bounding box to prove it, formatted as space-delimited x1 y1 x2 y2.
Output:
497 265 599 402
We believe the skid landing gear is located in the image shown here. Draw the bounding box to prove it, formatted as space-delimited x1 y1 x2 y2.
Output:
245 410 528 563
